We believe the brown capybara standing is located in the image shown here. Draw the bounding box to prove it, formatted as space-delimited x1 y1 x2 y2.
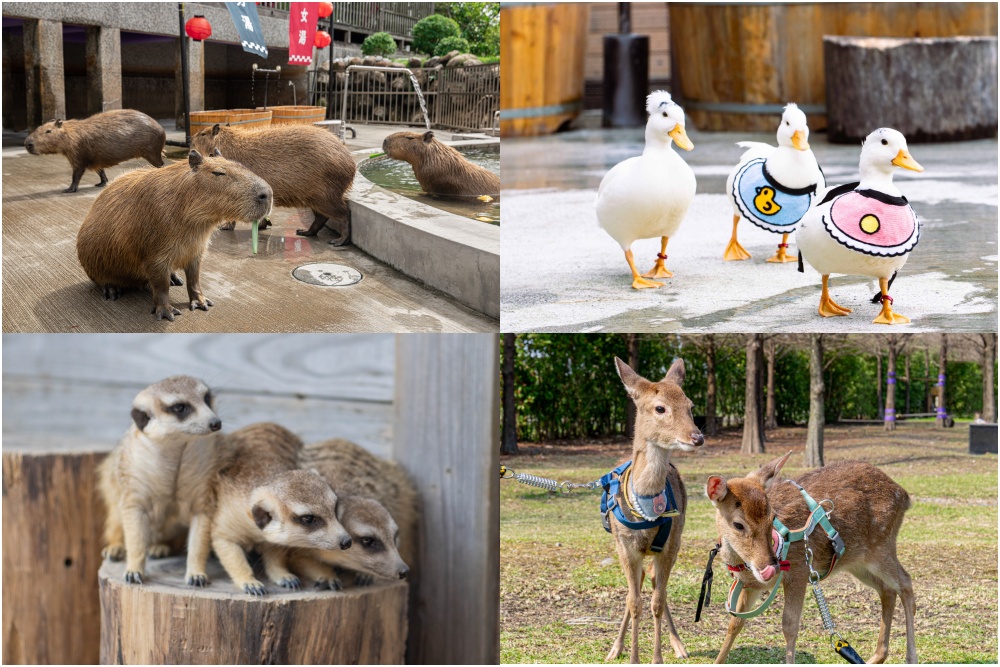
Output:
24 109 166 193
382 130 500 197
190 123 356 245
77 149 273 321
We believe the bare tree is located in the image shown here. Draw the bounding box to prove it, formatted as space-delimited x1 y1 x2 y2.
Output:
805 334 824 468
981 333 996 423
704 334 720 436
625 333 640 438
875 344 883 418
881 335 910 431
765 338 779 430
741 334 766 454
936 334 948 428
500 333 518 455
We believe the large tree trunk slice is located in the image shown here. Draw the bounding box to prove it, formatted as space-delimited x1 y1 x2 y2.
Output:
99 557 408 664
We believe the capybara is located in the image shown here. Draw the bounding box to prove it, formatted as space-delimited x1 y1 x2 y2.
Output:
190 123 356 245
76 149 273 321
382 130 500 197
24 109 166 193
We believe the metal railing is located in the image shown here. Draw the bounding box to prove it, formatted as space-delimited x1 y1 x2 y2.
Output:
253 2 433 40
310 62 499 133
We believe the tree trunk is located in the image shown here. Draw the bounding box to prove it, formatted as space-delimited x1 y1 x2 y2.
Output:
625 333 640 438
765 339 778 430
875 347 883 419
983 333 997 423
904 354 912 416
741 334 765 454
704 335 720 436
924 347 933 414
500 333 518 455
884 339 897 431
99 558 407 664
936 334 949 427
805 334 824 468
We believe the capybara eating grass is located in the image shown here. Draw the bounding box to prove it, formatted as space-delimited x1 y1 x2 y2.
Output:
24 109 166 193
76 149 273 321
382 130 499 197
190 123 356 245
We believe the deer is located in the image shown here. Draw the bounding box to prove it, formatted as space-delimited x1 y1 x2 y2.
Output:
605 357 705 664
706 452 917 664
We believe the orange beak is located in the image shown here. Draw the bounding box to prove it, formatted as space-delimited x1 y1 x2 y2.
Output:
891 149 923 172
669 124 694 151
791 130 809 151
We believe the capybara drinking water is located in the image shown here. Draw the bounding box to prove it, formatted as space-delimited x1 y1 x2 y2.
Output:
76 149 273 321
24 109 166 193
190 123 356 245
382 130 500 197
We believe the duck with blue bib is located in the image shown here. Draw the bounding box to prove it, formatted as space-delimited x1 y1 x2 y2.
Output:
724 103 825 263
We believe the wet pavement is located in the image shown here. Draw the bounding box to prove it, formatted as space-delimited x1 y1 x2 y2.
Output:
500 123 998 332
2 122 497 333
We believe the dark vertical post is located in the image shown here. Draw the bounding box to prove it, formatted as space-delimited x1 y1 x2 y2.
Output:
501 334 518 455
178 3 191 145
936 334 948 427
602 2 649 128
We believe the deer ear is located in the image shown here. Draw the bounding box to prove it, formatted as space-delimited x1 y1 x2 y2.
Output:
706 475 727 502
664 358 685 386
615 356 648 398
751 451 792 490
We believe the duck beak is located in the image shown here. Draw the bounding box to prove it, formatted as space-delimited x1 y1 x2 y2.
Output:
791 130 809 151
891 149 923 172
669 124 694 151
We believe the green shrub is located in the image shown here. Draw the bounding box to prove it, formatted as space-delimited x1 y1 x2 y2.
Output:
361 32 397 57
434 35 470 57
411 14 461 56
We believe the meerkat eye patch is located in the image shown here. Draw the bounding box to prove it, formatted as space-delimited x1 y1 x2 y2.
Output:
131 408 150 431
295 514 326 531
360 536 385 553
169 402 192 419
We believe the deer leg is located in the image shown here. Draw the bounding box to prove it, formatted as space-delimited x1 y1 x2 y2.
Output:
848 568 894 664
607 557 644 662
780 573 807 664
895 563 917 664
715 586 762 664
654 543 688 659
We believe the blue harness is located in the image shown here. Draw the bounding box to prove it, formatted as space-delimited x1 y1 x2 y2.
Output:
600 461 680 553
733 157 818 233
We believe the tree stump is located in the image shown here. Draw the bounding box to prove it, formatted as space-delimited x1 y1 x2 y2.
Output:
99 557 408 664
824 36 999 143
2 438 110 664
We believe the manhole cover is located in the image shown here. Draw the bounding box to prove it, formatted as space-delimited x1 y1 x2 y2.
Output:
291 263 363 287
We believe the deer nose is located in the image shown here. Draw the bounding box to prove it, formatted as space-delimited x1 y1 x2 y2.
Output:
691 432 704 446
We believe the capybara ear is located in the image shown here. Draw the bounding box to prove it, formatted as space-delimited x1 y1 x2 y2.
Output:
55 119 64 128
211 123 221 136
423 130 434 143
212 148 223 157
188 149 204 170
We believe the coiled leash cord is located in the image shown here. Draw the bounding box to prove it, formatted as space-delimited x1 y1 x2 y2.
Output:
500 465 602 494
804 538 864 664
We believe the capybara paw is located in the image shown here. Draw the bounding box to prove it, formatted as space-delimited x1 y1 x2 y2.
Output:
186 572 210 587
95 182 107 188
102 544 126 561
124 570 144 584
189 297 213 312
328 235 351 247
63 185 79 194
102 285 122 301
295 228 317 237
147 543 171 559
355 573 374 587
242 580 267 597
218 220 237 231
170 272 184 286
152 305 182 321
278 575 301 590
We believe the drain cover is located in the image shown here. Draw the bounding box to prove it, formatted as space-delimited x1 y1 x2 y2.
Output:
292 263 363 287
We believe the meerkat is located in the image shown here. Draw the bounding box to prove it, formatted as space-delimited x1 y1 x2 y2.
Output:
97 375 224 586
210 422 353 596
295 438 419 587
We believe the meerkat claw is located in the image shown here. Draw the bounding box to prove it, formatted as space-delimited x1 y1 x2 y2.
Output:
124 570 144 584
147 543 171 559
186 573 209 587
102 545 126 561
355 573 374 587
243 581 267 597
279 575 301 590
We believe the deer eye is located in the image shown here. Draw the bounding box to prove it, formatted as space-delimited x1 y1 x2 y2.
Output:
733 522 745 531
655 406 666 414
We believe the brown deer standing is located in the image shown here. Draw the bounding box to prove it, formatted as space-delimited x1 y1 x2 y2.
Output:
706 453 917 664
606 357 704 663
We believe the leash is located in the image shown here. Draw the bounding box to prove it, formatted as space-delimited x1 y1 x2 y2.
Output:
694 543 719 622
499 465 602 494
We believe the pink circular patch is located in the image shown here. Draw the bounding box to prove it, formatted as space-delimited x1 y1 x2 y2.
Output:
825 191 918 257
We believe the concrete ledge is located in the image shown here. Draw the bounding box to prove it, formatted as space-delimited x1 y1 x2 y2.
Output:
348 173 500 320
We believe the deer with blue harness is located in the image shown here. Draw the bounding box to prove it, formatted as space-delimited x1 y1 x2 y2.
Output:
604 357 704 664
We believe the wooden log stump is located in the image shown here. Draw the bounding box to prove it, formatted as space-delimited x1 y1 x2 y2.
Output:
99 557 408 664
824 36 999 143
2 438 110 665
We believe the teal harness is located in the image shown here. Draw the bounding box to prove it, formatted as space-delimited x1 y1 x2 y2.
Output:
724 481 845 619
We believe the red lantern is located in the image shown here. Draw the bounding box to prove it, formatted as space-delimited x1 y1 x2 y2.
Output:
314 30 332 49
317 2 333 19
185 15 212 41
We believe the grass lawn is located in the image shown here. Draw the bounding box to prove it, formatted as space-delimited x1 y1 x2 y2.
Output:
500 423 998 664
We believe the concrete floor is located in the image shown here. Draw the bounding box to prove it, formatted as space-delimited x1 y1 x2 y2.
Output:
500 121 998 333
2 123 497 333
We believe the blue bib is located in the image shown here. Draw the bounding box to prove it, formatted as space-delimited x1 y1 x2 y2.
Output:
732 158 817 234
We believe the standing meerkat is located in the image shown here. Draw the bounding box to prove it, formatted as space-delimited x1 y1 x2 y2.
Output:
97 376 225 586
211 423 353 596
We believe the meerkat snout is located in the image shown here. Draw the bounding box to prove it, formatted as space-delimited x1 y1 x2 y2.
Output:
340 535 353 550
398 564 410 579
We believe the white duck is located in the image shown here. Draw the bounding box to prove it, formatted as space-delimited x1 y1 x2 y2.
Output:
797 127 923 324
595 91 695 289
724 103 825 263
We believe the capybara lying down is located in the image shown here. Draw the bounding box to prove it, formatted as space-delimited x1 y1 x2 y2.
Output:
77 149 272 321
382 130 499 197
24 108 166 193
191 123 356 245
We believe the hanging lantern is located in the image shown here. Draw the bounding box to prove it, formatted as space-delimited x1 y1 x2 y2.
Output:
317 2 333 19
185 15 212 41
314 30 332 49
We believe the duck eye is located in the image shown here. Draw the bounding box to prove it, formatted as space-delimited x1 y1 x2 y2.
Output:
881 139 888 146
655 406 666 414
785 121 789 125
661 111 667 117
733 522 745 531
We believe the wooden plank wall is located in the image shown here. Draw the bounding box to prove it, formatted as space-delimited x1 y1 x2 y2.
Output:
1 333 395 456
585 2 671 109
670 2 1000 131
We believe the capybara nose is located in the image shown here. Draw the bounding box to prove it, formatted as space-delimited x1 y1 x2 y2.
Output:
398 566 410 580
340 536 353 550
24 140 34 153
759 564 776 581
382 139 388 151
208 418 222 432
691 432 705 446
257 191 269 201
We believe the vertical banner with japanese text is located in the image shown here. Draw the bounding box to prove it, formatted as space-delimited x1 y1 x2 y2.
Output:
225 1 269 58
288 3 319 66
